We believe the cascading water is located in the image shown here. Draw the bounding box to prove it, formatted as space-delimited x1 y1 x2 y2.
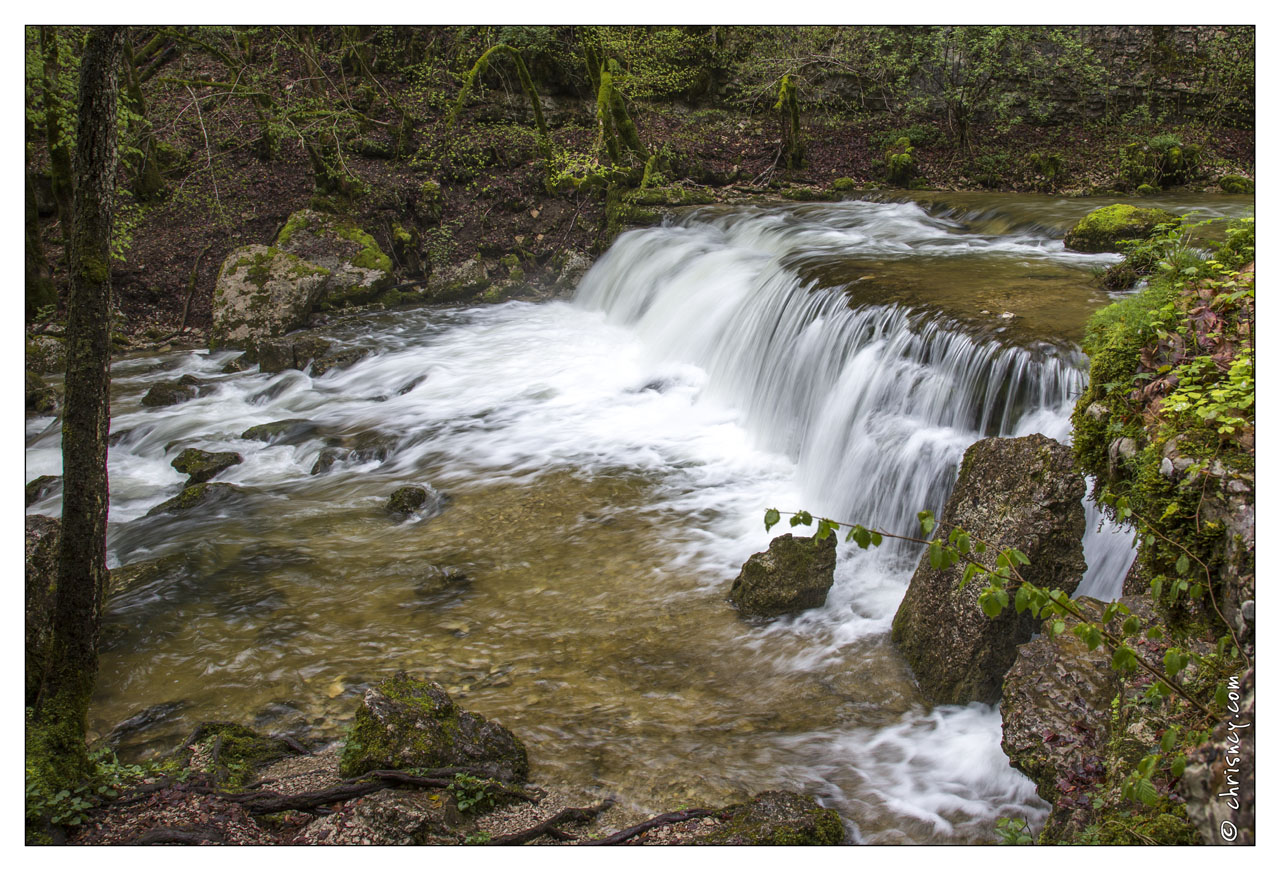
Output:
28 195 1176 843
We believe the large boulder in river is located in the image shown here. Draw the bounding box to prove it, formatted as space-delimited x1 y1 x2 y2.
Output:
728 533 836 619
891 434 1086 705
338 673 528 782
274 209 393 311
211 244 331 348
251 333 369 376
1063 204 1178 253
141 374 204 407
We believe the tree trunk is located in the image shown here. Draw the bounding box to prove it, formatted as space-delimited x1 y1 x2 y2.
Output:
29 25 124 799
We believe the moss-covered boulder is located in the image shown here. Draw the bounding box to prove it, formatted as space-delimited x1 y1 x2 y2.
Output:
25 475 61 507
274 209 393 311
171 448 242 486
25 371 57 415
25 516 59 706
425 258 490 304
891 434 1086 705
145 482 245 517
339 673 528 782
140 374 204 408
694 791 844 845
386 486 427 515
211 244 332 348
1063 204 1179 253
728 533 836 619
1217 175 1254 194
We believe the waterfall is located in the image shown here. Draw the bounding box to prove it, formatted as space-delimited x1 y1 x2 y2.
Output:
576 204 1131 596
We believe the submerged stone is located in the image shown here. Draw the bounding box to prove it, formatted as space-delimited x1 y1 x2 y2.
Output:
171 448 243 486
386 485 445 517
891 433 1085 705
338 672 528 782
728 533 836 619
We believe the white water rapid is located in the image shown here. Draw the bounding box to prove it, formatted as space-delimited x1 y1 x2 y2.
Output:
27 197 1152 843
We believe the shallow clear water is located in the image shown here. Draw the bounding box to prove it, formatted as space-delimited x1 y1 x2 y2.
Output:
25 193 1250 843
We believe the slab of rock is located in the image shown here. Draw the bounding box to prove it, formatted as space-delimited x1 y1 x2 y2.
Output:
728 533 836 619
1063 204 1178 253
211 244 331 348
338 673 528 782
891 434 1086 705
171 448 242 486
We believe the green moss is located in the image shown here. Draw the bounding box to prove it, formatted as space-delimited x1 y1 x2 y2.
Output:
178 723 295 790
276 212 313 248
832 177 857 191
1063 204 1179 253
1218 175 1254 194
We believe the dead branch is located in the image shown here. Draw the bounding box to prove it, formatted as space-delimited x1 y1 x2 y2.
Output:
488 799 616 845
583 808 716 845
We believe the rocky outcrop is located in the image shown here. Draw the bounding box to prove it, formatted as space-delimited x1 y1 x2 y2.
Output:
141 374 205 408
25 515 59 706
728 533 836 619
1063 204 1178 253
1002 596 1208 845
171 448 242 487
891 434 1086 705
1182 667 1254 845
211 244 331 348
338 673 528 782
250 333 369 376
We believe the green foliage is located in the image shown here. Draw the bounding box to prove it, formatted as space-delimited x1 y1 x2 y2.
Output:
1117 135 1203 190
590 26 714 101
884 137 915 186
1028 152 1065 191
1162 349 1253 437
774 74 805 170
447 773 498 814
995 816 1034 844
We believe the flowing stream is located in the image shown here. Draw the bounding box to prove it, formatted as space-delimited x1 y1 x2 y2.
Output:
25 192 1251 843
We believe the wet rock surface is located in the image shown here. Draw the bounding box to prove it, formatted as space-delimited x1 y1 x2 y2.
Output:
171 448 243 486
728 533 836 619
141 374 204 408
892 434 1086 705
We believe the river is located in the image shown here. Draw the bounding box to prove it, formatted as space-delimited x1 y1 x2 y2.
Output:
25 192 1252 843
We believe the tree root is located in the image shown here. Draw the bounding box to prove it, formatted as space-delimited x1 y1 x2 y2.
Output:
488 799 616 845
583 808 716 845
130 826 229 845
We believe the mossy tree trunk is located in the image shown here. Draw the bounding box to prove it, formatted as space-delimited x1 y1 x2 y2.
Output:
29 25 124 799
775 75 805 170
448 43 552 163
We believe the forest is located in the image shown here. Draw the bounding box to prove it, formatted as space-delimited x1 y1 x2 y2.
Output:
26 25 1253 847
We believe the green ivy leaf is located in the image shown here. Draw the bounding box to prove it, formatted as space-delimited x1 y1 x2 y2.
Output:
764 508 780 532
790 510 813 527
917 510 935 536
1175 553 1190 576
1111 645 1138 673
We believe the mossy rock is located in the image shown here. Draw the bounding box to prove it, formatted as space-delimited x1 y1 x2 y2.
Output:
274 208 394 311
694 791 844 845
831 177 857 191
25 335 66 375
175 722 297 790
211 244 332 348
728 533 836 619
387 485 446 518
171 448 243 486
1218 175 1254 194
1063 204 1179 253
25 371 57 415
145 482 245 517
339 673 528 782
